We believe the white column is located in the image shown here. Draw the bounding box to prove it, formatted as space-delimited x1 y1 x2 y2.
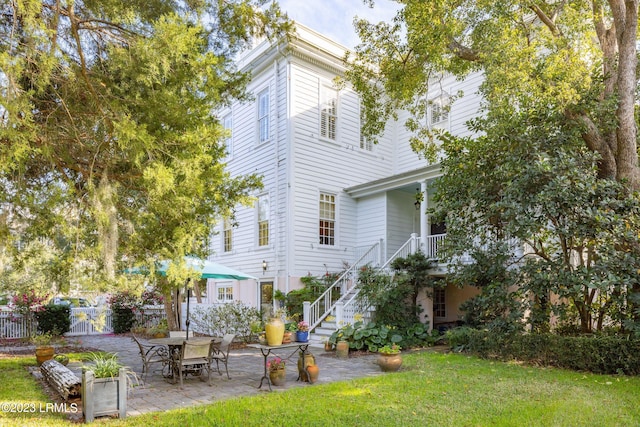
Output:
420 180 429 253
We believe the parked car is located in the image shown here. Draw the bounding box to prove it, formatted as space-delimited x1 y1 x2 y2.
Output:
49 297 93 308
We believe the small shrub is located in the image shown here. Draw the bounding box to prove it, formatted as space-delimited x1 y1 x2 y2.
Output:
34 304 70 336
191 301 260 342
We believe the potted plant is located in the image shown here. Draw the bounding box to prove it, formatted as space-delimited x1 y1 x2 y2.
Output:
265 308 285 346
267 357 286 386
82 352 137 422
377 344 402 372
148 319 168 338
283 321 297 343
296 321 309 343
33 333 55 366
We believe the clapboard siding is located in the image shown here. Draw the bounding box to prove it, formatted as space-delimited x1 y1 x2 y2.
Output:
210 25 485 300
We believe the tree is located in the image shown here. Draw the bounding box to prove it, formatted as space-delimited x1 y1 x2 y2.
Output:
349 0 639 190
0 1 290 301
432 110 640 334
348 1 640 334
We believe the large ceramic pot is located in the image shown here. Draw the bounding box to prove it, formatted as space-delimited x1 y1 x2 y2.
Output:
378 352 403 372
35 346 55 366
295 331 309 343
269 368 286 386
297 352 316 382
265 317 285 346
336 340 349 359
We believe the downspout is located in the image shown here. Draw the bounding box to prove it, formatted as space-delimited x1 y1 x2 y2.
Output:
285 59 294 293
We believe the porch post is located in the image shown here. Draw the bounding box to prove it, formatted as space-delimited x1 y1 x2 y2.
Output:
420 180 429 253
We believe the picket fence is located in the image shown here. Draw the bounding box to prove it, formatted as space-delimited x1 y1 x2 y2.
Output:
0 306 166 339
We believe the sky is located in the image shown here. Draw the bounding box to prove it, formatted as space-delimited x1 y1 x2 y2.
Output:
277 0 400 49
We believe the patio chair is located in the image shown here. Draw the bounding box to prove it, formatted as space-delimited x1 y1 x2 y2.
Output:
174 339 214 389
210 333 236 379
169 330 193 338
131 334 169 381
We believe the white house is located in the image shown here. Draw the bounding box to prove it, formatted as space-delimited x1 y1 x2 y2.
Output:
206 24 484 330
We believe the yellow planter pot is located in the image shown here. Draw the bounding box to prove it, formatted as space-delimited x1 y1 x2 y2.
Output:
265 318 284 346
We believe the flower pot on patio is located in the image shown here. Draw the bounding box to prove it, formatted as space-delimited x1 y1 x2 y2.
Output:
269 368 286 386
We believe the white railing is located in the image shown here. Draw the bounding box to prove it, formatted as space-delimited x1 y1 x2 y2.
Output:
305 240 381 331
319 233 448 330
0 312 30 339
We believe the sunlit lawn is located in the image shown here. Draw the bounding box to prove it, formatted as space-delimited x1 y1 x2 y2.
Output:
2 350 639 426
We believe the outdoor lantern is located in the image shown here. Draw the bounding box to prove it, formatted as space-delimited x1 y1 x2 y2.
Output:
262 260 267 273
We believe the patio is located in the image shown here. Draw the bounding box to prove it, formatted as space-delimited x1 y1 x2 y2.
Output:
34 334 384 417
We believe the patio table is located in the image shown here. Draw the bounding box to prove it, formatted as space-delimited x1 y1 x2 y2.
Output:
148 337 220 380
247 342 310 391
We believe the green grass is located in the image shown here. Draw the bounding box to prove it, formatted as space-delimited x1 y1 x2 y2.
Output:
2 351 639 426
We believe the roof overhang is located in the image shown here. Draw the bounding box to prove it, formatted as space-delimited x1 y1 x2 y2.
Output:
344 164 442 199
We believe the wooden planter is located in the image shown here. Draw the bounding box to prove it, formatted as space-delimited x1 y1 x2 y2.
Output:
82 368 127 422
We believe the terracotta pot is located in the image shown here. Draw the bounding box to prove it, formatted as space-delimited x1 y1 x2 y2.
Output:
269 368 286 386
324 341 333 352
265 318 285 346
35 346 55 366
282 331 292 344
336 340 349 359
297 352 316 382
378 352 403 372
306 364 319 384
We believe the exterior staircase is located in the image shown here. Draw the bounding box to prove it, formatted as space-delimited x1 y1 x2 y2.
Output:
305 233 447 340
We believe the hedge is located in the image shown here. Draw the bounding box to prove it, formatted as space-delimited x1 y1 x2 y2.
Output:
447 328 640 375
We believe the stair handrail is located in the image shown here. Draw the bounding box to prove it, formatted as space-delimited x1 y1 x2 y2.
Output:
307 241 380 331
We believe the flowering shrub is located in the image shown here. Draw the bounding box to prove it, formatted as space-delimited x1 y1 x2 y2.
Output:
141 289 164 306
267 357 285 372
10 291 49 338
297 321 309 332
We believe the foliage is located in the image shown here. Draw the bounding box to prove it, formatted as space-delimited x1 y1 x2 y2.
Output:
31 332 53 347
109 291 141 334
285 272 341 317
190 301 260 342
9 290 49 339
447 328 640 375
141 289 164 306
433 119 640 334
0 1 291 300
34 304 71 336
84 352 137 384
348 1 639 189
266 357 285 372
356 253 436 337
328 320 407 353
378 344 401 355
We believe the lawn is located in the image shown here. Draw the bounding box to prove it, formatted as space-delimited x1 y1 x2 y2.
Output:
1 351 639 426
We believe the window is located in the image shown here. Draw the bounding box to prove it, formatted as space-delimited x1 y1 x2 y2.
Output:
223 217 233 252
223 114 233 158
217 284 233 302
258 88 270 143
430 94 450 126
320 86 338 140
433 287 446 318
319 192 336 245
257 194 269 246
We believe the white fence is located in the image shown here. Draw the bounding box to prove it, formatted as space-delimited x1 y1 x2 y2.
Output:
0 305 167 339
